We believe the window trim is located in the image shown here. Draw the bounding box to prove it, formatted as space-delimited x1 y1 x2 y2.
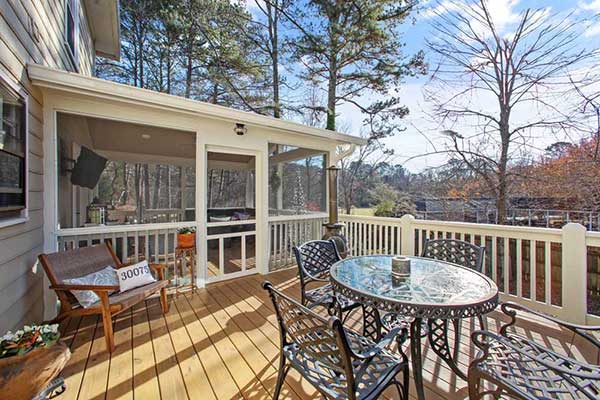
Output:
64 0 79 71
0 69 29 227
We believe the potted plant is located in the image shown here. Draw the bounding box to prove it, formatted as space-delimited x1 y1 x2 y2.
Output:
0 324 70 399
177 227 196 248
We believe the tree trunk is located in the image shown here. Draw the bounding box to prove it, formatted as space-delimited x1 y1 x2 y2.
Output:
152 165 161 208
268 1 281 118
122 163 129 205
143 165 150 209
185 44 193 98
326 70 336 131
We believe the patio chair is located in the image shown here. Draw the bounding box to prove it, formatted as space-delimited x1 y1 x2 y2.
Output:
381 238 486 336
469 302 600 399
293 240 361 320
38 242 169 353
263 281 410 400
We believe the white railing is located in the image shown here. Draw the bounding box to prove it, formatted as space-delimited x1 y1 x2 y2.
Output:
206 219 257 281
56 222 196 277
341 214 599 325
268 214 328 270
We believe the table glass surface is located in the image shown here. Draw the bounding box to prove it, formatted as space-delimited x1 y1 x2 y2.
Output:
330 255 497 306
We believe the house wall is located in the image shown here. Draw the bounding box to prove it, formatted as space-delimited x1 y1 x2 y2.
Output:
0 0 96 332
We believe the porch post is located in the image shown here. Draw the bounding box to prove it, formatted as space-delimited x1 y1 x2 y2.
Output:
257 143 270 274
561 223 587 324
195 133 207 288
42 101 58 320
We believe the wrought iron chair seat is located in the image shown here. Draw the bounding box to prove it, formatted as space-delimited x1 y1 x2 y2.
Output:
472 331 600 399
469 302 600 400
264 281 410 400
380 312 429 337
305 283 360 312
283 329 405 400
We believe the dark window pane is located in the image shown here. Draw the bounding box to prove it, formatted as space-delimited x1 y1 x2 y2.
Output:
0 151 23 190
0 85 25 156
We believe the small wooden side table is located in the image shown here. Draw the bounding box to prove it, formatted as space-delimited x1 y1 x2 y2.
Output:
175 245 196 293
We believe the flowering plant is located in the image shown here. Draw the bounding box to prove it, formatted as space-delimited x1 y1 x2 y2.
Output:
178 227 196 234
0 324 60 359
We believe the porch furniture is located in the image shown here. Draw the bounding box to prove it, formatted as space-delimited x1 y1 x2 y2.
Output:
175 245 196 293
263 280 410 400
292 240 361 319
469 302 600 400
381 238 487 355
330 255 498 400
38 243 170 353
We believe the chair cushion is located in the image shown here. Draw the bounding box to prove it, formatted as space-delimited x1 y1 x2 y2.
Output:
63 267 119 308
305 284 358 311
283 328 403 400
475 333 600 399
107 280 169 310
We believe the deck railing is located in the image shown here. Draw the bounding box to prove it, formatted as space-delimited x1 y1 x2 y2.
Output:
340 214 598 325
268 214 328 270
55 213 597 324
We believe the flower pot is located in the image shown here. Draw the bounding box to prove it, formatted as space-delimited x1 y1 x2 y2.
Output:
177 233 196 248
0 341 70 399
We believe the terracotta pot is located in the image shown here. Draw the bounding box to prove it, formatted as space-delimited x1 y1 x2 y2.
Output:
177 233 196 248
0 341 71 399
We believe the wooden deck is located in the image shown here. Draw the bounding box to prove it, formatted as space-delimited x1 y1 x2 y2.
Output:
58 268 599 400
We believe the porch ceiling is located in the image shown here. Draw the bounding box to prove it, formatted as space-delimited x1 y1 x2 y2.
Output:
29 64 367 146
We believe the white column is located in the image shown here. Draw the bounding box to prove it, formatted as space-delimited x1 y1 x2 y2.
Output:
561 223 587 324
42 100 58 320
257 144 270 275
195 134 207 288
400 214 415 256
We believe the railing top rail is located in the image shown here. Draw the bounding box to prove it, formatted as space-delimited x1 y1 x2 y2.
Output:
412 218 563 237
268 213 328 222
57 221 196 236
207 219 257 228
340 214 404 224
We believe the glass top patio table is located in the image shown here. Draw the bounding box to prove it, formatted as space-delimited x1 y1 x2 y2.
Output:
330 255 499 320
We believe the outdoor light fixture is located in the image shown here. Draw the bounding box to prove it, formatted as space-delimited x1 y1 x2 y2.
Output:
234 123 247 136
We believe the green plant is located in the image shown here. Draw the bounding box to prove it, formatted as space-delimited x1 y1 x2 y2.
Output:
374 199 396 217
0 324 60 358
178 227 196 234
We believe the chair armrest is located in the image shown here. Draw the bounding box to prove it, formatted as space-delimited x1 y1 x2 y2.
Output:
50 284 120 292
472 330 600 380
500 302 600 349
351 327 401 360
149 263 168 280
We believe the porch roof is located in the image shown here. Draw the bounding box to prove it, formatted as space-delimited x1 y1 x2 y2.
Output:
28 64 367 146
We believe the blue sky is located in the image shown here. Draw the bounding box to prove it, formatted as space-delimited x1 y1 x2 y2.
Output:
246 0 600 172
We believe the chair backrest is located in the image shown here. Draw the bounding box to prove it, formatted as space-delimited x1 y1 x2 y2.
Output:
39 243 122 286
293 239 341 286
421 238 485 272
263 281 355 398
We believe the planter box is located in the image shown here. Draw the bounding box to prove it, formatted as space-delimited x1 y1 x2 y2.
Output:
0 341 71 399
177 233 196 248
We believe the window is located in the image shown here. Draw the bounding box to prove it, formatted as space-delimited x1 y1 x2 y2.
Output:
0 81 26 219
65 0 78 67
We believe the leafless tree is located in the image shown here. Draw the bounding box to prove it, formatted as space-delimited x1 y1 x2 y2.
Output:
424 0 597 223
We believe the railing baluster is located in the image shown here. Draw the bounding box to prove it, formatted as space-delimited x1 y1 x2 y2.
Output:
530 239 536 301
516 238 522 298
503 237 510 294
544 241 551 305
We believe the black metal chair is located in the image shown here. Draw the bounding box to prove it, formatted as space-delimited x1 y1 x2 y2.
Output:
293 240 361 320
263 281 410 400
469 302 600 399
381 238 487 334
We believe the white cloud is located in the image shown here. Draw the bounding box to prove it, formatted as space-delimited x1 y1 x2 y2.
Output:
580 0 600 12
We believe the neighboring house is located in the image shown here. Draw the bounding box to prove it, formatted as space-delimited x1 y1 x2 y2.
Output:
0 0 364 333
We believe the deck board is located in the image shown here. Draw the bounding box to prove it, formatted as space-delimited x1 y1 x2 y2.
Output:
59 268 588 400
